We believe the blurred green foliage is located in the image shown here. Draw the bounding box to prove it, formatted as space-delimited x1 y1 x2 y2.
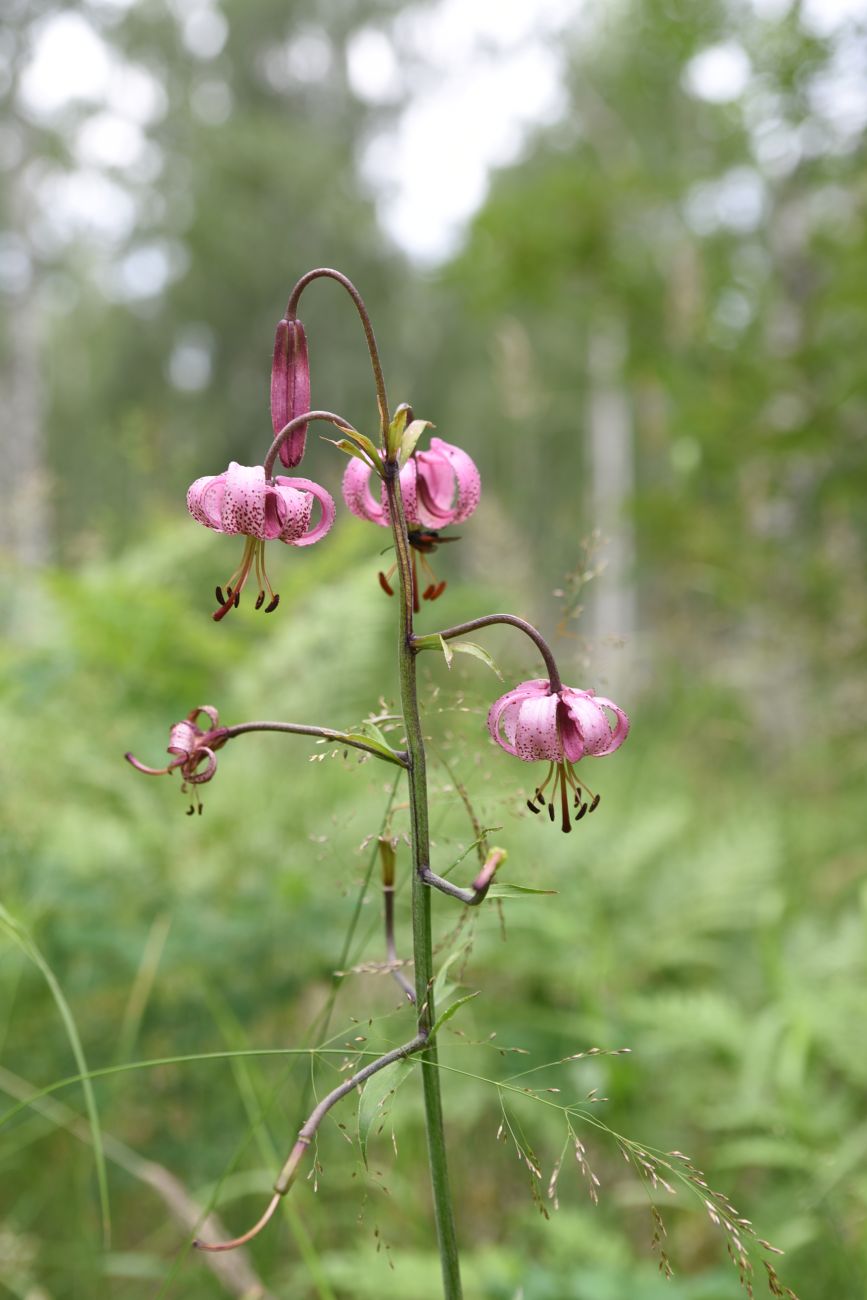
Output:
2 0 867 1296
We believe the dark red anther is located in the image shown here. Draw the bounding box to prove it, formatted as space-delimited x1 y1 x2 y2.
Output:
576 802 589 821
186 805 195 816
527 799 541 814
233 590 240 608
422 583 435 600
215 586 225 605
548 803 555 822
430 581 447 600
378 571 395 597
255 590 265 610
265 594 280 613
589 794 600 812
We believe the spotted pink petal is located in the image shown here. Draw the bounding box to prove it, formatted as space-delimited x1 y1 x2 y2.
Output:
342 457 388 525
487 679 556 759
582 693 630 756
274 476 336 546
419 438 481 526
187 473 228 530
510 693 563 762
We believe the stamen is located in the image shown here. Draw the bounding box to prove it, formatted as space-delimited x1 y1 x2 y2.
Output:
430 580 447 600
255 590 265 610
265 594 280 613
575 802 589 821
422 583 435 600
215 586 225 605
548 802 555 821
411 552 420 614
559 766 572 833
527 800 541 814
378 571 395 596
589 793 600 813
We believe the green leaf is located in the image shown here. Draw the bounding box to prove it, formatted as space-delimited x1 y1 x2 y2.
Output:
0 904 111 1246
385 405 410 457
398 419 433 467
432 951 463 1008
431 990 481 1039
486 883 558 899
444 640 503 679
357 1058 414 1166
322 438 379 470
343 732 405 766
439 634 454 668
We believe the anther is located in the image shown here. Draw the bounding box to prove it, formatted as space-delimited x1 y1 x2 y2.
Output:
548 803 555 821
215 586 225 605
378 571 395 597
265 594 280 613
255 590 265 610
422 583 435 600
233 590 240 608
430 581 447 600
186 805 195 816
575 802 588 821
589 794 600 812
527 799 541 814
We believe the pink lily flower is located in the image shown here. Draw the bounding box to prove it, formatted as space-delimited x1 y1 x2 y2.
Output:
342 437 480 607
187 461 335 620
487 679 629 832
125 706 228 814
270 317 310 468
342 437 480 531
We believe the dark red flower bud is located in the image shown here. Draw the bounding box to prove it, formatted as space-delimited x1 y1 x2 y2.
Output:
270 318 310 467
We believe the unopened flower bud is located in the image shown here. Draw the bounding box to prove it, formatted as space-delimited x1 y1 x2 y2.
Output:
271 318 310 467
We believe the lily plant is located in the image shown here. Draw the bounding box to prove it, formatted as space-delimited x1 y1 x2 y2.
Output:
126 267 632 1294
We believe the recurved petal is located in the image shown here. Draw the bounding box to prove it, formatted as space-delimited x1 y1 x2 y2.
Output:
397 458 419 525
428 438 481 525
414 450 457 526
342 457 388 525
587 695 630 755
561 689 629 758
187 473 227 530
167 719 202 758
276 477 336 546
487 678 551 754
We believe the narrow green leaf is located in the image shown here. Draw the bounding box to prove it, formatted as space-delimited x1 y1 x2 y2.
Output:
431 991 481 1039
487 883 558 899
0 904 111 1246
439 634 454 668
322 437 378 469
445 640 503 679
385 405 409 457
357 1058 414 1166
398 419 433 467
343 732 405 766
432 951 463 1008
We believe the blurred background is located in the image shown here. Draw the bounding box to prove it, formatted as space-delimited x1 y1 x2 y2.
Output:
2 0 866 1295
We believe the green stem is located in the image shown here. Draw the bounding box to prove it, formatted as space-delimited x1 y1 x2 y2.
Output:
384 461 463 1300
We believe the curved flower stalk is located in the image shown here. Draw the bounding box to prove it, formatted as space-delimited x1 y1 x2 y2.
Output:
188 462 335 620
488 680 629 833
343 437 480 608
125 706 228 814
